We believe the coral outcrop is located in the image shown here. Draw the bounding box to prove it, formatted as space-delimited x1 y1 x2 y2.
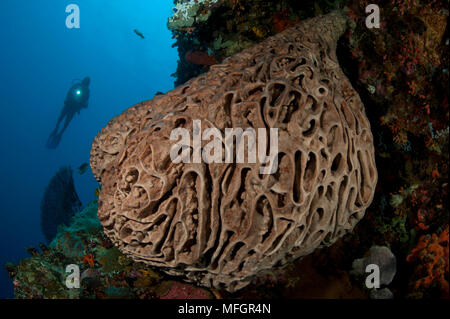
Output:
168 0 220 30
90 11 377 291
10 201 213 299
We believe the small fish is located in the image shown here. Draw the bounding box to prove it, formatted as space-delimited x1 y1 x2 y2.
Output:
77 162 89 175
134 29 145 39
179 26 196 34
185 51 217 67
94 187 101 197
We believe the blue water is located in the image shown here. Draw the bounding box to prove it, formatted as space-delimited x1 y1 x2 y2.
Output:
0 0 177 298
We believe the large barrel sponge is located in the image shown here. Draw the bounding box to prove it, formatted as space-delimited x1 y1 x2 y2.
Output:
90 11 377 292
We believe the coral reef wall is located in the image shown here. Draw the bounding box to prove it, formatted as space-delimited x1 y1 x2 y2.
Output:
166 0 448 298
342 1 449 299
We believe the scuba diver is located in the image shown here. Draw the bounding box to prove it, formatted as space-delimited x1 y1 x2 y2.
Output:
46 77 90 149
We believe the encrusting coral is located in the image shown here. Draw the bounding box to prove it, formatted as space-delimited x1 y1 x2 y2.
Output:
90 11 377 292
406 226 449 298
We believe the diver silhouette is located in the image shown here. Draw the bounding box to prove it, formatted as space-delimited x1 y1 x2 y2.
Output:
46 77 90 149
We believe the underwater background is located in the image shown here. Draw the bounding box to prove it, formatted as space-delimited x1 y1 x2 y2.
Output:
0 0 448 299
0 0 177 298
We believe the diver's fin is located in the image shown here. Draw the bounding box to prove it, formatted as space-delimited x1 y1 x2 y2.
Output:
46 131 62 149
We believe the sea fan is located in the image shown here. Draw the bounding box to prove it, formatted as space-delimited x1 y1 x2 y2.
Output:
40 166 82 243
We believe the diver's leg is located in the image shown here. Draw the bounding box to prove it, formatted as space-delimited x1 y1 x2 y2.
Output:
59 112 74 136
55 113 64 130
46 111 67 148
52 105 68 134
46 104 71 148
